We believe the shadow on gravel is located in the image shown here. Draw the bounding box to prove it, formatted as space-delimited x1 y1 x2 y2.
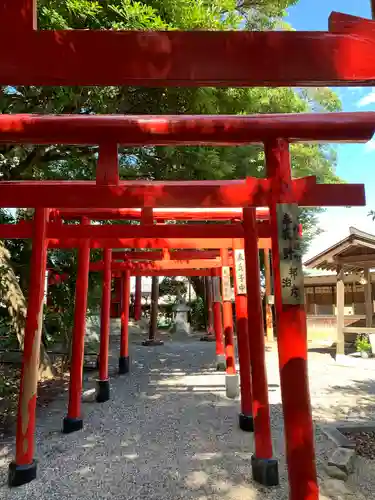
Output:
0 337 289 499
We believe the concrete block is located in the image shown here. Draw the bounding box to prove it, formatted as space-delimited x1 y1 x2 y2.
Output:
321 425 355 450
328 447 356 475
225 373 239 399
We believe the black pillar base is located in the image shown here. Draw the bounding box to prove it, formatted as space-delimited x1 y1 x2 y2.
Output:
96 379 110 403
119 356 130 374
239 413 254 432
251 456 279 486
62 417 83 434
216 354 226 372
141 339 164 346
200 334 215 342
8 460 37 487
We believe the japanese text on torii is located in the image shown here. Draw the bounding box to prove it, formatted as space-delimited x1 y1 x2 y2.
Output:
276 204 304 305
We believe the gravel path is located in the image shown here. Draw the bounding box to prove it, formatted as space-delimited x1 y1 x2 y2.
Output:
0 336 370 500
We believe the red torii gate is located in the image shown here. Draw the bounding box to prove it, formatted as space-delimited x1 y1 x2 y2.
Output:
1 2 374 498
2 116 368 499
1 3 375 86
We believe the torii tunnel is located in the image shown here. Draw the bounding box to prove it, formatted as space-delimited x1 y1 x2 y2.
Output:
0 112 368 500
1 2 375 498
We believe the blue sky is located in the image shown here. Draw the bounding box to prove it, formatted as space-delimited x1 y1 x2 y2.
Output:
286 1 375 261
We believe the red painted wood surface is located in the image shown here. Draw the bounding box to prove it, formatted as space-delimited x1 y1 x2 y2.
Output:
266 139 318 500
96 143 119 186
99 249 112 382
120 271 131 358
220 248 236 375
46 223 247 240
91 259 225 271
0 221 269 240
15 208 48 466
130 269 213 277
0 113 374 145
206 277 214 336
47 237 271 250
232 238 253 417
113 250 222 261
329 12 375 34
67 217 90 421
243 208 273 460
58 208 269 221
0 0 36 32
1 26 375 86
0 179 365 209
212 268 225 357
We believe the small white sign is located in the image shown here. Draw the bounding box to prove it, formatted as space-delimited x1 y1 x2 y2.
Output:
234 249 247 295
221 266 232 301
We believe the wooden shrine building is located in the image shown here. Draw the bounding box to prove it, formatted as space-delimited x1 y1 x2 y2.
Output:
304 227 375 354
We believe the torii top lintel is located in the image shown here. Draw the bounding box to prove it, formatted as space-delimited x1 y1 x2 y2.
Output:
1 2 375 87
0 113 374 145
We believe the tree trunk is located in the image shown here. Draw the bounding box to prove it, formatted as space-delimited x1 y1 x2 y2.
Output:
0 242 54 379
190 276 205 300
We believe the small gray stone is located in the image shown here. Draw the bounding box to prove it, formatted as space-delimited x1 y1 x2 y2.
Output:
328 447 356 475
324 464 348 481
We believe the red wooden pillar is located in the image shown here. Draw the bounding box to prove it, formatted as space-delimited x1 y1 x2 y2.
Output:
134 276 142 321
232 238 254 432
221 248 239 398
220 248 236 373
96 248 112 403
119 270 131 374
63 217 90 433
9 208 49 487
243 208 278 486
206 276 214 336
266 139 318 500
212 268 226 371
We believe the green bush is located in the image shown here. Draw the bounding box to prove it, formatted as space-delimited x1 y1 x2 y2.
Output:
355 334 372 353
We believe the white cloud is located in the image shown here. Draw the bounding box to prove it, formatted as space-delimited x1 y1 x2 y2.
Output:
357 89 375 107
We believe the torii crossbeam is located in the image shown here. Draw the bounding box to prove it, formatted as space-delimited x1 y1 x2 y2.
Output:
1 3 375 86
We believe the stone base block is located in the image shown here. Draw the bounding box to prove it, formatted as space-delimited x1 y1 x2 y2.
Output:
239 413 254 432
216 354 226 371
251 456 279 486
141 339 164 346
225 373 239 399
62 417 83 434
118 356 130 374
96 379 110 403
8 460 37 487
328 447 356 475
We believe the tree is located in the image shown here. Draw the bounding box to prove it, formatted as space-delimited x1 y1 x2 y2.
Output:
0 0 342 353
